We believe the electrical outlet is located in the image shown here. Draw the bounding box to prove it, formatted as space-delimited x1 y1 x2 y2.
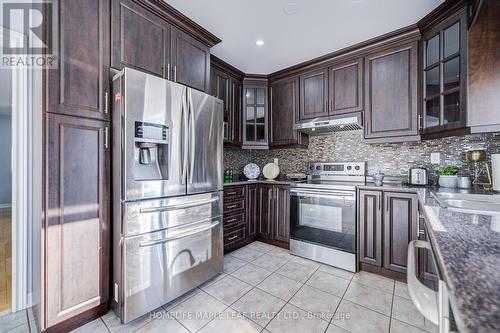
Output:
431 152 440 164
274 158 279 165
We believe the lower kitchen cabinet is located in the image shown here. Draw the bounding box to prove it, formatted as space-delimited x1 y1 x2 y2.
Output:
358 189 418 279
358 190 383 266
383 192 418 274
257 184 274 238
223 183 290 253
273 185 290 242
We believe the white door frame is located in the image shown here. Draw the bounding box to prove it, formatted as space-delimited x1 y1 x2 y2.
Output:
1 27 32 312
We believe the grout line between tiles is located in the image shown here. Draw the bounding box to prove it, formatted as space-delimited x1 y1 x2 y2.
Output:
324 272 354 333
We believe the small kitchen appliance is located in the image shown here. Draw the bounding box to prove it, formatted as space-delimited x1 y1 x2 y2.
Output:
409 167 428 186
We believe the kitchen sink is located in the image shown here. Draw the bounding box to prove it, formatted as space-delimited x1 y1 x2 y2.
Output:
431 192 500 215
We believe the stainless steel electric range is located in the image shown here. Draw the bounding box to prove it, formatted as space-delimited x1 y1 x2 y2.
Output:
290 161 366 272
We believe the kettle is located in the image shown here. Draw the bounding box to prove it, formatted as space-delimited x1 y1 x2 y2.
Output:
409 167 428 186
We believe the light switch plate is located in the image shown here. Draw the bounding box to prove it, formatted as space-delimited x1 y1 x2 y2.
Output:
274 158 279 165
431 152 440 164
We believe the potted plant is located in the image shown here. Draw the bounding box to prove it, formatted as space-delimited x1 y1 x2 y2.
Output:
438 166 460 188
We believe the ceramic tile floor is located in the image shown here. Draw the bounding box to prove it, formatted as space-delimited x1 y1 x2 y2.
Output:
0 241 439 333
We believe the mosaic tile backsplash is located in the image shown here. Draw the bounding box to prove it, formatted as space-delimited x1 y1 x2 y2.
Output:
224 130 500 184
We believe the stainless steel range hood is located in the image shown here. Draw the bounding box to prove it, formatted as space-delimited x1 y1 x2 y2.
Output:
293 112 363 135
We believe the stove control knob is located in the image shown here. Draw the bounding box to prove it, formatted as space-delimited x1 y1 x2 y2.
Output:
355 165 360 171
309 165 315 171
316 165 322 171
347 166 352 171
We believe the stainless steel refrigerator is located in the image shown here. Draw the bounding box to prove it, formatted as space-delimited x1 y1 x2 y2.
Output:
111 68 224 323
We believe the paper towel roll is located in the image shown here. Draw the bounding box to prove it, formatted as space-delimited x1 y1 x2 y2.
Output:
492 154 500 192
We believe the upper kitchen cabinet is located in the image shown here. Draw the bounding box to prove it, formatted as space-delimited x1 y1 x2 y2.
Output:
211 56 244 146
270 76 308 148
328 58 363 115
111 0 219 92
297 58 363 122
420 7 468 138
364 41 419 143
171 27 211 92
467 0 500 133
46 0 110 121
243 77 269 149
299 68 329 120
111 0 171 78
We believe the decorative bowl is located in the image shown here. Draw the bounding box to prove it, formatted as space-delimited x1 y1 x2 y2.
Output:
243 163 260 180
263 163 280 180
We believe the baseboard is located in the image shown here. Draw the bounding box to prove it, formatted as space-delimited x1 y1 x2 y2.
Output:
359 262 406 282
255 237 289 250
43 303 108 333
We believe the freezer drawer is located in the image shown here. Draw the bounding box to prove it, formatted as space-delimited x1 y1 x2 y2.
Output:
123 191 223 236
121 216 223 323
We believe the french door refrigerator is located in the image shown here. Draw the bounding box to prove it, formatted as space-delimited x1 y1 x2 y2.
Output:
111 68 224 323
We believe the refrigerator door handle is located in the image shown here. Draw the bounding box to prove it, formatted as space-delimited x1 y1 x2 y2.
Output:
138 220 220 247
139 196 219 213
181 89 189 185
188 89 196 184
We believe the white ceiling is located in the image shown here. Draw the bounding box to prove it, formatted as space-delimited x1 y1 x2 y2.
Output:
165 0 444 74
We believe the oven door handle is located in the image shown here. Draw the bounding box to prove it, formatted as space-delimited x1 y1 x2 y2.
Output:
290 189 355 201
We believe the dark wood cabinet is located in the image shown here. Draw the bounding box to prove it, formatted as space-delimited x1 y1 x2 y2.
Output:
299 68 329 120
112 0 212 92
223 186 247 253
273 185 290 242
212 69 230 113
47 0 110 121
230 79 243 145
364 42 419 142
171 27 211 92
246 184 259 238
270 77 308 147
45 114 110 327
257 184 274 238
358 189 419 279
223 183 290 253
328 58 363 115
211 56 244 146
243 79 269 149
111 0 171 78
383 192 418 274
420 8 468 138
358 190 383 267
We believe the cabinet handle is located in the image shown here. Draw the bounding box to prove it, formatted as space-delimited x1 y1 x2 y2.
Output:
226 191 237 195
226 204 237 209
227 218 237 223
104 92 109 114
418 115 423 130
173 65 177 82
167 63 171 81
104 127 109 149
228 235 239 241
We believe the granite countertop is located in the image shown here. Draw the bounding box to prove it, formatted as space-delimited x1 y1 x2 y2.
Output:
223 175 294 186
318 180 500 332
416 188 500 333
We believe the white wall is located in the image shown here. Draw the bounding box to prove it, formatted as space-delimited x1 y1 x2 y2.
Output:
0 114 11 205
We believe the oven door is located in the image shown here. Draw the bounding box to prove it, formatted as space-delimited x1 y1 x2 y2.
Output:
290 188 356 253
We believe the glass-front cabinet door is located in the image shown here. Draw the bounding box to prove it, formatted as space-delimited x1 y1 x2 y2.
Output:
243 83 268 149
421 9 467 136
